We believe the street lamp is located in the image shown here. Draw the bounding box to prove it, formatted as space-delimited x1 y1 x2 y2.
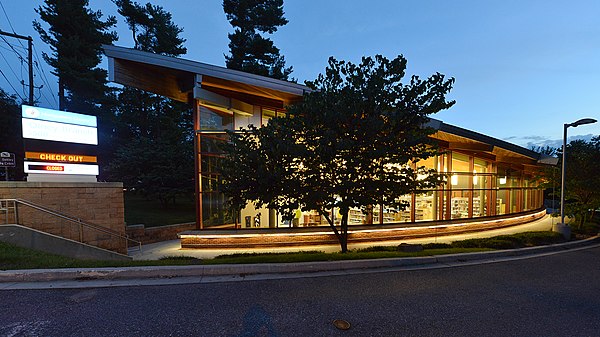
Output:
553 118 597 239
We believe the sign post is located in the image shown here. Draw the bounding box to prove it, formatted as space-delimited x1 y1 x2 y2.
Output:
0 152 16 181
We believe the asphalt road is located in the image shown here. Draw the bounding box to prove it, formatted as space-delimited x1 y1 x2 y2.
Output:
1 247 599 337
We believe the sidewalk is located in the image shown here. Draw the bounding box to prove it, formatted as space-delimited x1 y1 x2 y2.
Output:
2 215 597 290
132 214 559 260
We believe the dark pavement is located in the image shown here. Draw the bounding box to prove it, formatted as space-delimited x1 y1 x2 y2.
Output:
1 246 599 337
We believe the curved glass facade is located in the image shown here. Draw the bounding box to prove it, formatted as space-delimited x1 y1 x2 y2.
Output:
196 104 545 230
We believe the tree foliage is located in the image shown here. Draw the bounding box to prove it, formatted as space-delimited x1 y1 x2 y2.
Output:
33 0 117 112
115 0 186 56
221 55 455 252
223 0 292 80
108 1 193 207
536 139 600 228
0 89 23 180
561 138 600 227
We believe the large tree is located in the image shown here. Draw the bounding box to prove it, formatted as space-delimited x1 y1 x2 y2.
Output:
33 0 117 112
221 55 455 252
560 139 600 228
0 89 23 181
109 1 193 207
535 139 600 229
34 0 119 179
223 0 292 80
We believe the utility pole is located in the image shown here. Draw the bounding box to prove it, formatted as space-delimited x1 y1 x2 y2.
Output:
0 30 34 106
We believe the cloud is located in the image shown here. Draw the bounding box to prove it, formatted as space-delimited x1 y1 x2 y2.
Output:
521 135 547 141
514 133 597 151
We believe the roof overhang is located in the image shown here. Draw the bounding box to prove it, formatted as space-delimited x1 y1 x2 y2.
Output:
103 44 308 109
427 118 557 169
102 45 554 169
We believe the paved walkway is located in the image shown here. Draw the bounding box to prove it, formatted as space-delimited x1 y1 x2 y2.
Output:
131 214 559 260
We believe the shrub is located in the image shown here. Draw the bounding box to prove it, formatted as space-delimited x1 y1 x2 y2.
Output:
451 231 565 249
423 242 452 249
356 246 396 253
510 231 565 246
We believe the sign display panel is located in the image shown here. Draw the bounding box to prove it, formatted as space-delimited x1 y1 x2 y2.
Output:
22 118 98 145
0 152 16 167
25 152 97 163
22 105 97 127
21 105 99 179
22 105 98 145
24 161 99 175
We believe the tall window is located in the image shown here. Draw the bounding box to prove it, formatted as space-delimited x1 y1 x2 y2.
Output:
451 153 470 219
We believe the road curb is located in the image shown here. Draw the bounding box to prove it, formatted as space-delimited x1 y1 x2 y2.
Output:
1 236 599 283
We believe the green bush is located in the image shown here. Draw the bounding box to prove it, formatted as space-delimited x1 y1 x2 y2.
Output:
571 222 600 236
159 255 202 263
356 246 397 253
450 231 565 249
422 242 452 249
450 238 519 249
510 231 565 246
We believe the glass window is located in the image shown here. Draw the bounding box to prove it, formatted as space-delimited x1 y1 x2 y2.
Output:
451 190 470 219
349 207 366 225
473 158 488 189
382 195 412 223
416 155 437 170
415 191 436 221
199 106 233 131
472 189 486 217
451 152 470 172
200 134 228 154
261 108 277 126
202 192 235 227
497 190 508 215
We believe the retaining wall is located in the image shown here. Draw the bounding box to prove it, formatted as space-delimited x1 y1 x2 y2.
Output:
0 182 126 254
127 222 196 244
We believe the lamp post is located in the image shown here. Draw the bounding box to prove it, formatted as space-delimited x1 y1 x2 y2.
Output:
553 118 597 239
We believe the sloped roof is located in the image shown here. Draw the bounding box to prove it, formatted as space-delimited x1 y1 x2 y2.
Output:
103 45 554 166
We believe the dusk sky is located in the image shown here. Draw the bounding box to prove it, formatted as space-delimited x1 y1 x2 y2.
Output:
1 0 599 149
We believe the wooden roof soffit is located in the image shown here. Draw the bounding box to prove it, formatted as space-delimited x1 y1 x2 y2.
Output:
448 141 494 152
109 58 194 103
495 155 536 166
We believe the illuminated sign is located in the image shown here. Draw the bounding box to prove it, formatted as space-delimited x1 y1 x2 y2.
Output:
21 105 98 145
28 164 65 172
22 118 98 145
22 105 97 127
25 152 97 163
0 152 16 167
21 105 99 179
24 161 99 175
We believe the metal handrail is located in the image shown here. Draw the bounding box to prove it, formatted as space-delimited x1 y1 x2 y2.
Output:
0 198 142 254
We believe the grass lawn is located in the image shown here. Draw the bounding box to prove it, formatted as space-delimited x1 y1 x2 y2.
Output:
0 241 491 270
0 231 569 270
124 192 196 227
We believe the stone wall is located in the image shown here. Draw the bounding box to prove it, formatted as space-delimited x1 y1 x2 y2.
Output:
0 182 126 254
126 222 196 244
180 209 547 249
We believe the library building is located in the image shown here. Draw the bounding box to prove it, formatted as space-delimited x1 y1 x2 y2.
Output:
103 45 555 247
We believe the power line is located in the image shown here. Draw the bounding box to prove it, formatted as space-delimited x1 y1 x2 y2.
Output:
0 0 26 50
32 44 58 106
0 34 25 60
0 67 24 101
0 48 22 83
0 41 24 55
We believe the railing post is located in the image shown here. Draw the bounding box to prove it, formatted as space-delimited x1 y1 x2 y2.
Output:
14 200 18 225
1 200 6 224
78 219 83 242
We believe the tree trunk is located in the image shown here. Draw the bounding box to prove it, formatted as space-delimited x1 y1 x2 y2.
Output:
323 207 349 253
339 210 349 253
58 79 65 110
